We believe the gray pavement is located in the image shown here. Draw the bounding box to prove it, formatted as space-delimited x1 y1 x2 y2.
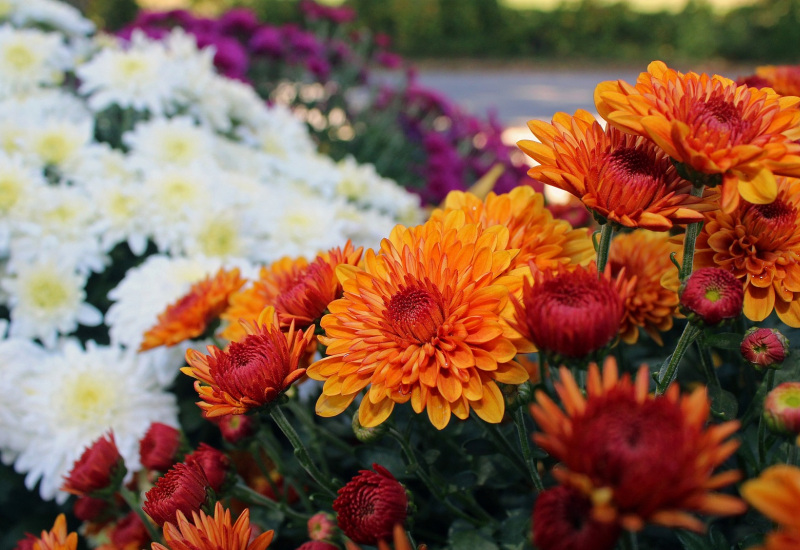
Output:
414 68 642 128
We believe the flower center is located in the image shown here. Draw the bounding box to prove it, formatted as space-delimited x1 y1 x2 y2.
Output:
704 286 721 302
61 373 116 425
387 285 443 343
693 97 751 144
600 145 665 206
216 333 288 401
744 199 796 247
3 43 35 71
25 272 71 310
0 175 22 213
197 218 240 257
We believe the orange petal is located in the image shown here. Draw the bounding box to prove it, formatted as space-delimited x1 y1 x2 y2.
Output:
426 392 452 430
471 380 504 424
358 396 394 427
316 393 356 417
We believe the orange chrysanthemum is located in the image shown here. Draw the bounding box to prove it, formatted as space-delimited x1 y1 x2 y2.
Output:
30 515 78 550
306 210 530 430
530 358 746 532
608 230 681 345
220 242 363 341
595 60 800 213
431 186 594 273
518 109 717 231
741 465 800 550
183 306 315 417
344 524 426 550
152 502 274 550
141 267 246 351
693 176 800 327
754 65 800 97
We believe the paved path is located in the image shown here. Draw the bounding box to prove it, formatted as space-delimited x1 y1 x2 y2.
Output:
414 68 641 128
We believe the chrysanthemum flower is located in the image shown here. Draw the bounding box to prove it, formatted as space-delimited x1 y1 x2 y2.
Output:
692 176 800 326
608 230 680 345
753 65 800 97
741 465 800 550
184 443 231 494
512 263 625 364
307 211 530 430
24 515 77 550
518 109 717 230
151 502 274 550
140 267 245 351
142 461 210 527
343 524 424 550
595 61 800 212
679 267 744 326
763 382 800 438
183 306 315 417
741 327 789 370
532 485 621 550
530 359 746 531
333 465 408 545
140 422 183 472
431 186 594 273
61 432 126 498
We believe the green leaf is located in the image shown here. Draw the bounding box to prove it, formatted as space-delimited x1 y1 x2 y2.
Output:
708 386 738 420
449 529 499 550
676 529 714 550
703 332 743 351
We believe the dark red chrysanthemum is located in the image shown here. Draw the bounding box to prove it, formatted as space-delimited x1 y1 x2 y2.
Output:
741 327 789 370
62 432 126 498
532 485 621 550
185 444 231 494
512 263 624 363
143 462 211 527
107 512 150 550
72 496 107 522
680 267 744 326
333 464 408 545
140 423 183 471
213 414 256 444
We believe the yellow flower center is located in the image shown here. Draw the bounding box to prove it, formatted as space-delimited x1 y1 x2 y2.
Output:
35 132 75 166
3 43 36 71
62 373 115 423
163 136 196 164
197 218 240 257
119 56 148 79
108 192 135 220
704 287 721 302
26 273 70 310
0 175 22 213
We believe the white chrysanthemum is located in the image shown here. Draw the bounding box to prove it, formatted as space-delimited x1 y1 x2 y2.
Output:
23 117 92 169
9 185 106 274
0 25 71 97
183 205 269 262
124 116 214 167
76 31 179 115
239 103 317 161
1 258 102 348
62 142 135 188
7 339 178 503
1 0 95 36
0 153 45 254
87 181 150 255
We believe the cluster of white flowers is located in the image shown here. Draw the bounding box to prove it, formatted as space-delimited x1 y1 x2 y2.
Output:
0 1 423 503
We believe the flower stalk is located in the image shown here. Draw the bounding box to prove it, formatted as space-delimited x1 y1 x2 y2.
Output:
595 222 614 276
118 486 162 544
656 322 702 395
512 404 544 493
680 184 706 282
759 369 777 466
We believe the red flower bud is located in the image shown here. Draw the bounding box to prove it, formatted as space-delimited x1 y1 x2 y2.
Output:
680 267 743 326
108 512 150 549
140 422 182 471
308 512 337 541
62 432 126 498
741 327 789 370
143 461 211 527
214 414 256 444
532 485 621 550
764 382 800 436
333 464 408 545
185 443 231 494
73 496 108 522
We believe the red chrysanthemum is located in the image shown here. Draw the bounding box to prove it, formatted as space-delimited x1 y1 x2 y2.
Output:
185 443 230 494
213 414 256 444
532 485 621 550
741 327 789 370
595 60 800 212
183 306 315 417
142 461 211 527
151 502 274 550
333 464 408 545
141 267 245 351
679 267 744 326
72 496 107 522
519 109 718 230
140 423 183 472
297 543 339 550
512 263 625 363
530 359 746 532
62 432 125 498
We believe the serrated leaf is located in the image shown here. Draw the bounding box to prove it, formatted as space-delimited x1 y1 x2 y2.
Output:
708 386 738 420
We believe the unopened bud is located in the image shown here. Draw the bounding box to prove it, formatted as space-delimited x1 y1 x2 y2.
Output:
741 327 789 370
352 412 387 443
679 267 743 326
764 382 800 436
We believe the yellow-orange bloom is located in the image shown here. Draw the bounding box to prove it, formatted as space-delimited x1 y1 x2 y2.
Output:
344 524 427 550
754 65 800 97
140 268 245 351
741 464 800 550
519 109 717 230
608 230 681 345
431 186 594 273
307 211 530 430
531 358 746 532
693 176 800 327
183 306 315 417
595 60 800 213
152 502 273 550
31 515 78 550
220 242 363 342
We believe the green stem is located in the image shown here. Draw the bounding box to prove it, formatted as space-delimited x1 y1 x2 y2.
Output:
269 407 339 498
680 185 706 281
595 223 614 275
230 480 309 522
512 405 544 493
286 400 354 455
388 427 488 526
788 443 799 466
119 486 161 544
759 369 777 467
478 415 530 480
696 341 721 390
619 530 639 550
656 323 702 395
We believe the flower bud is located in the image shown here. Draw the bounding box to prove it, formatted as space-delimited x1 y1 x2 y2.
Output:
143 461 211 527
533 485 621 550
352 411 387 443
764 382 800 436
214 414 256 444
296 542 339 550
741 327 789 370
62 432 126 498
308 512 337 541
679 267 743 326
185 443 232 494
140 422 183 471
